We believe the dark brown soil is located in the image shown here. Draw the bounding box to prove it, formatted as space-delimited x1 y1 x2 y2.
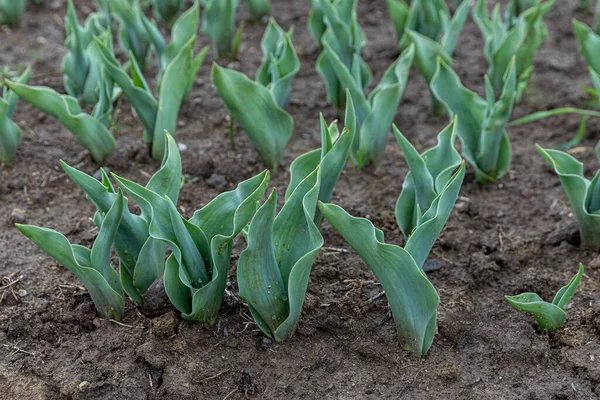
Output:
1 0 600 399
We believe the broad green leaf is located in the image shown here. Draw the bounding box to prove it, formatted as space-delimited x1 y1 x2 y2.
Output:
16 191 125 320
4 81 115 163
245 0 270 19
212 63 294 171
0 0 25 26
239 168 323 341
319 202 439 357
506 264 584 331
537 145 600 250
113 0 153 67
202 0 241 58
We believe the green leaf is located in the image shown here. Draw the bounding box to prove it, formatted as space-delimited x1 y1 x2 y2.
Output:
202 0 241 58
537 145 600 250
0 66 30 165
212 63 294 171
245 0 270 19
113 0 153 67
318 202 439 357
0 0 25 26
4 81 115 163
152 0 183 25
16 192 125 320
505 264 584 331
239 168 323 341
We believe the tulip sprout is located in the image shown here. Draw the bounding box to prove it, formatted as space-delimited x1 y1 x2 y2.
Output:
537 146 600 251
115 170 270 323
0 0 25 26
245 0 270 20
402 0 470 115
237 96 356 342
319 124 465 356
17 190 126 321
431 58 517 184
60 133 183 306
313 0 370 114
112 0 157 68
201 0 243 59
506 264 585 331
62 0 114 107
5 80 115 164
212 18 298 170
473 0 554 100
97 6 208 160
152 0 183 26
0 67 30 165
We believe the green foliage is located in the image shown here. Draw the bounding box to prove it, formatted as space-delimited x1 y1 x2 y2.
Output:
97 13 207 160
402 0 469 115
245 0 270 19
431 58 517 184
61 133 182 306
473 0 554 99
5 80 115 163
537 146 600 251
322 44 414 167
256 18 300 109
17 191 126 320
314 0 370 113
114 170 270 323
0 0 25 26
201 0 241 58
319 161 465 357
152 0 183 26
387 0 469 52
394 121 462 261
211 45 295 171
62 0 115 107
573 18 600 97
0 67 30 165
112 0 156 67
506 264 584 331
237 101 355 342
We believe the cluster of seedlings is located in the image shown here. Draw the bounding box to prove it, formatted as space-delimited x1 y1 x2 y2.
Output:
1 0 597 357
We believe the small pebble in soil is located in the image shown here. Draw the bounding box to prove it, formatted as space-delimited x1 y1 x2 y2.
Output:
78 381 90 392
207 173 228 190
177 142 188 152
423 259 441 273
261 337 273 349
10 208 26 224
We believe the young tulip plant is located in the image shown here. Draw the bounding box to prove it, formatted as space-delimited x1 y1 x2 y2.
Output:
115 169 270 324
245 0 270 20
97 4 208 160
152 0 183 26
0 67 30 166
473 0 554 100
5 78 116 164
506 264 584 331
319 121 466 357
18 190 127 321
0 0 25 26
387 0 469 51
200 0 243 59
313 0 370 114
212 18 299 170
573 13 600 103
537 146 600 251
62 0 115 107
237 95 356 342
431 57 518 184
112 0 159 68
401 0 470 115
59 133 183 306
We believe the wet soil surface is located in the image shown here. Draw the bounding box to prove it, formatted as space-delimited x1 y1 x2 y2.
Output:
1 0 599 399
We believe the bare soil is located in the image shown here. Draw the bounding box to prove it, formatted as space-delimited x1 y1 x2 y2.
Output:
1 0 599 399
